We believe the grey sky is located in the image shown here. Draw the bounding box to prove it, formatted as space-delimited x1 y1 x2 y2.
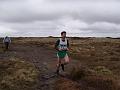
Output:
0 0 120 37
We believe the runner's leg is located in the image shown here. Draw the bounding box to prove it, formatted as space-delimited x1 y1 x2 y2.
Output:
5 42 8 50
64 54 70 65
6 42 9 50
56 57 62 74
61 58 65 71
61 54 70 71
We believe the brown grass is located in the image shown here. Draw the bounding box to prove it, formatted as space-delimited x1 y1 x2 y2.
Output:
0 57 39 90
55 65 120 90
0 43 4 53
2 37 120 90
54 78 80 90
70 38 120 78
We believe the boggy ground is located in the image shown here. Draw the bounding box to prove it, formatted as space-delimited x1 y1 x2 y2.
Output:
0 37 120 90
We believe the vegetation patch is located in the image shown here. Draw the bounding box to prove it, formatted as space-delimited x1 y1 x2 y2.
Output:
0 57 39 90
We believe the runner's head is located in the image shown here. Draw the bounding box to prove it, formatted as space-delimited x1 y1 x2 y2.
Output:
61 31 66 38
5 36 8 39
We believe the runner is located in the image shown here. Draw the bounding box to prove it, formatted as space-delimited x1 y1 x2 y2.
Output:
55 31 70 74
3 36 11 51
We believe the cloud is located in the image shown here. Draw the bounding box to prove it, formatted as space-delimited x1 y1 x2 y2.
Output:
1 16 119 37
0 0 120 37
0 25 17 36
56 17 120 37
0 0 120 23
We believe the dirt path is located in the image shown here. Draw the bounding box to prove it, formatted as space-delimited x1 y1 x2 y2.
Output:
0 44 79 90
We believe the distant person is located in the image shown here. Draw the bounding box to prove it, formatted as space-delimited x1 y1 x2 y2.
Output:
3 36 11 50
55 31 70 75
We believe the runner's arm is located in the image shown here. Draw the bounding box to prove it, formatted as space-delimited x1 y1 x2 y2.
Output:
9 38 11 43
67 39 70 50
67 39 69 48
55 40 60 51
3 38 5 43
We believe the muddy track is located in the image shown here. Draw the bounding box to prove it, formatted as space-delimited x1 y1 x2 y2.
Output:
0 44 78 90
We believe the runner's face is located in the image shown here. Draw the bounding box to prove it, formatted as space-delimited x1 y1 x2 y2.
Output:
61 33 66 38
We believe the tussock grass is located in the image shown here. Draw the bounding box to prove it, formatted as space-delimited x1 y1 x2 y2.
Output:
0 57 39 90
54 65 120 90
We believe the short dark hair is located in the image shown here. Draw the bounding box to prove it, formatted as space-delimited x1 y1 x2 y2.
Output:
61 31 66 35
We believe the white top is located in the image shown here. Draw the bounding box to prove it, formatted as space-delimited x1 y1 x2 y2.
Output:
3 37 11 43
59 38 68 50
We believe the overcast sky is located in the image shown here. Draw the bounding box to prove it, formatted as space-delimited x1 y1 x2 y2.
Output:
0 0 120 37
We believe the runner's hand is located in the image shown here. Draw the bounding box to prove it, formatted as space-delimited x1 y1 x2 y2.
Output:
59 48 69 51
66 48 69 51
58 48 63 51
